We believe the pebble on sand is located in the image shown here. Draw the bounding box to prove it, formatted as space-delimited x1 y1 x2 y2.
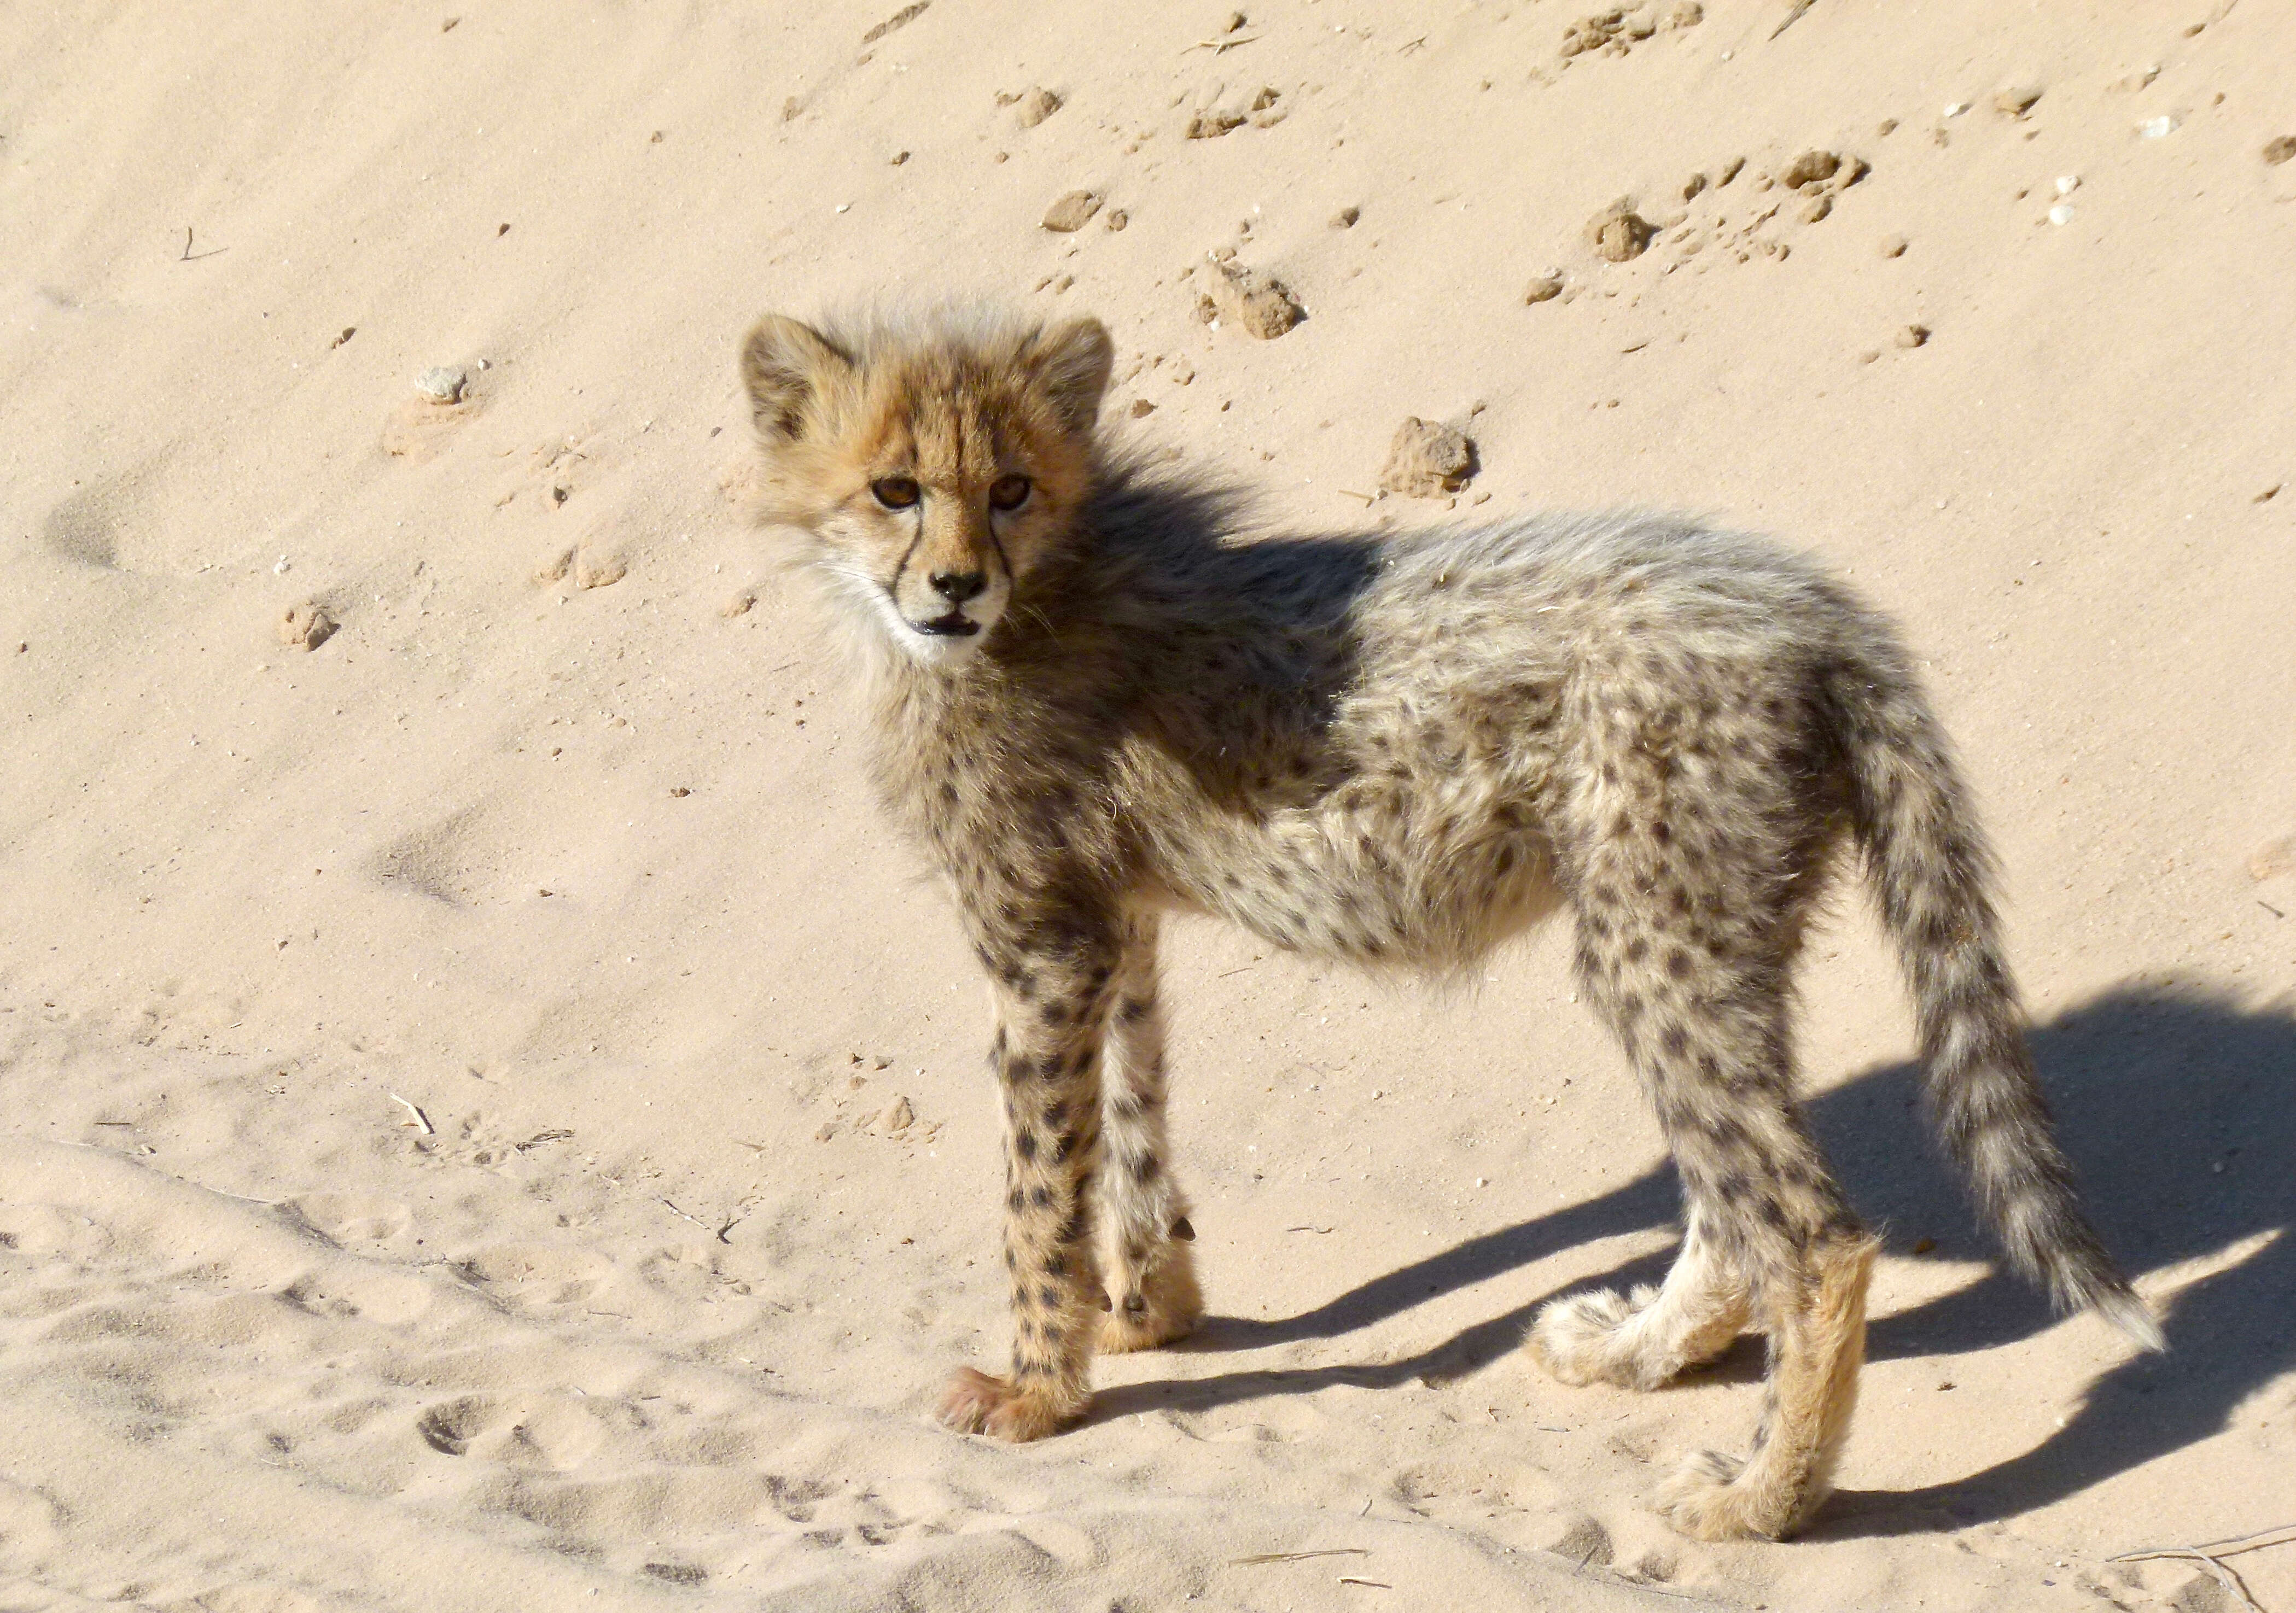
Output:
1198 262 1303 339
2264 136 2296 166
1015 86 1062 128
1780 150 1840 190
1994 83 2043 119
415 366 469 404
1897 323 1930 348
1041 190 1103 232
277 602 337 652
1378 418 1477 498
1879 233 1909 258
1524 273 1565 304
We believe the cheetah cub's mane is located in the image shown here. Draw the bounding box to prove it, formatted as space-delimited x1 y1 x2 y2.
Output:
736 305 2159 1545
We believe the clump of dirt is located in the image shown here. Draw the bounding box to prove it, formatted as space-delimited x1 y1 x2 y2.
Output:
1560 3 1700 59
1041 190 1102 232
277 602 336 651
1197 262 1302 338
1379 418 1477 498
1586 199 1655 261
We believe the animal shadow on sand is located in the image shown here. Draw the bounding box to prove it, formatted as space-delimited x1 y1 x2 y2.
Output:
1091 982 2295 1535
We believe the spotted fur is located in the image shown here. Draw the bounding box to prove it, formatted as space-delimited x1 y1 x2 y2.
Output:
737 307 2160 1540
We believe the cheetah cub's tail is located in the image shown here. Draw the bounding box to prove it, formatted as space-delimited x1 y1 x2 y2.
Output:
1825 638 2165 1353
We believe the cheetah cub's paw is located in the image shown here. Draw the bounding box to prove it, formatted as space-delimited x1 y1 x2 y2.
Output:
1099 1258 1205 1354
936 1368 1081 1442
1655 1450 1799 1542
1528 1285 1658 1388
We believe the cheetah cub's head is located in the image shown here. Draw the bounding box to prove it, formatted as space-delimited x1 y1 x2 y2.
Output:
739 311 1114 664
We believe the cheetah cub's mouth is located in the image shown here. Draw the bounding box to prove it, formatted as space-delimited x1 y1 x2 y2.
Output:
738 309 1115 670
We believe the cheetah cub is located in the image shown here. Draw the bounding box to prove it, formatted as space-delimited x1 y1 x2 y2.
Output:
736 307 2160 1541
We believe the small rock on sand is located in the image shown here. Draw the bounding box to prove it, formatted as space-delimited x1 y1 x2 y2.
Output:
876 1096 914 1133
1994 83 2043 119
1015 86 1062 128
1780 150 1840 190
1585 200 1654 262
1129 398 1156 417
1879 233 1909 258
1524 273 1565 304
720 590 756 618
1041 190 1102 232
1379 418 1477 498
1185 108 1246 139
2265 136 2296 166
278 603 337 652
1897 323 1930 348
1198 262 1303 338
574 548 627 589
415 366 469 404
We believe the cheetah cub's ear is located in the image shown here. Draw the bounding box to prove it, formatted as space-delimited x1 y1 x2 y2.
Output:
1024 317 1116 436
741 315 853 445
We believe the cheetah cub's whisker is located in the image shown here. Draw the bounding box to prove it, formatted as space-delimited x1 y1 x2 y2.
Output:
736 306 2161 1541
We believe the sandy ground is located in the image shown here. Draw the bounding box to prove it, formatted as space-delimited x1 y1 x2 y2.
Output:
4 3 2294 1609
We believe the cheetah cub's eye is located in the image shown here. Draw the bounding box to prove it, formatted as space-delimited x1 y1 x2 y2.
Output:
871 477 921 510
988 474 1032 512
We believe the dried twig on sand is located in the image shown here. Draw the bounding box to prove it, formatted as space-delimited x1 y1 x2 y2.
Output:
2108 1522 2296 1613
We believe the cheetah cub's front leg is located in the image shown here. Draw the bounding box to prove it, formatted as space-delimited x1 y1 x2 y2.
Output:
1095 917 1203 1354
937 943 1117 1442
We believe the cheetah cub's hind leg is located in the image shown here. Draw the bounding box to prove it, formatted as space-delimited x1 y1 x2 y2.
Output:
1546 752 1874 1540
1096 915 1204 1353
1531 1206 1752 1391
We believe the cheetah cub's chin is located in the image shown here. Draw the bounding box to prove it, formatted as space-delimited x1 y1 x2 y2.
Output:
736 303 2159 1544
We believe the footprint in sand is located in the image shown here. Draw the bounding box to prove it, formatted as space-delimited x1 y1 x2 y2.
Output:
416 1391 607 1470
288 1192 411 1243
456 1241 615 1308
0 1479 62 1572
0 1202 116 1262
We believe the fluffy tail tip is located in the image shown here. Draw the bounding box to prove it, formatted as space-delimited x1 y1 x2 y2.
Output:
2093 1286 2166 1354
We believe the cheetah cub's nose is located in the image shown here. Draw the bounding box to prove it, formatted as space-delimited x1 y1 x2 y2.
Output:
930 570 989 605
